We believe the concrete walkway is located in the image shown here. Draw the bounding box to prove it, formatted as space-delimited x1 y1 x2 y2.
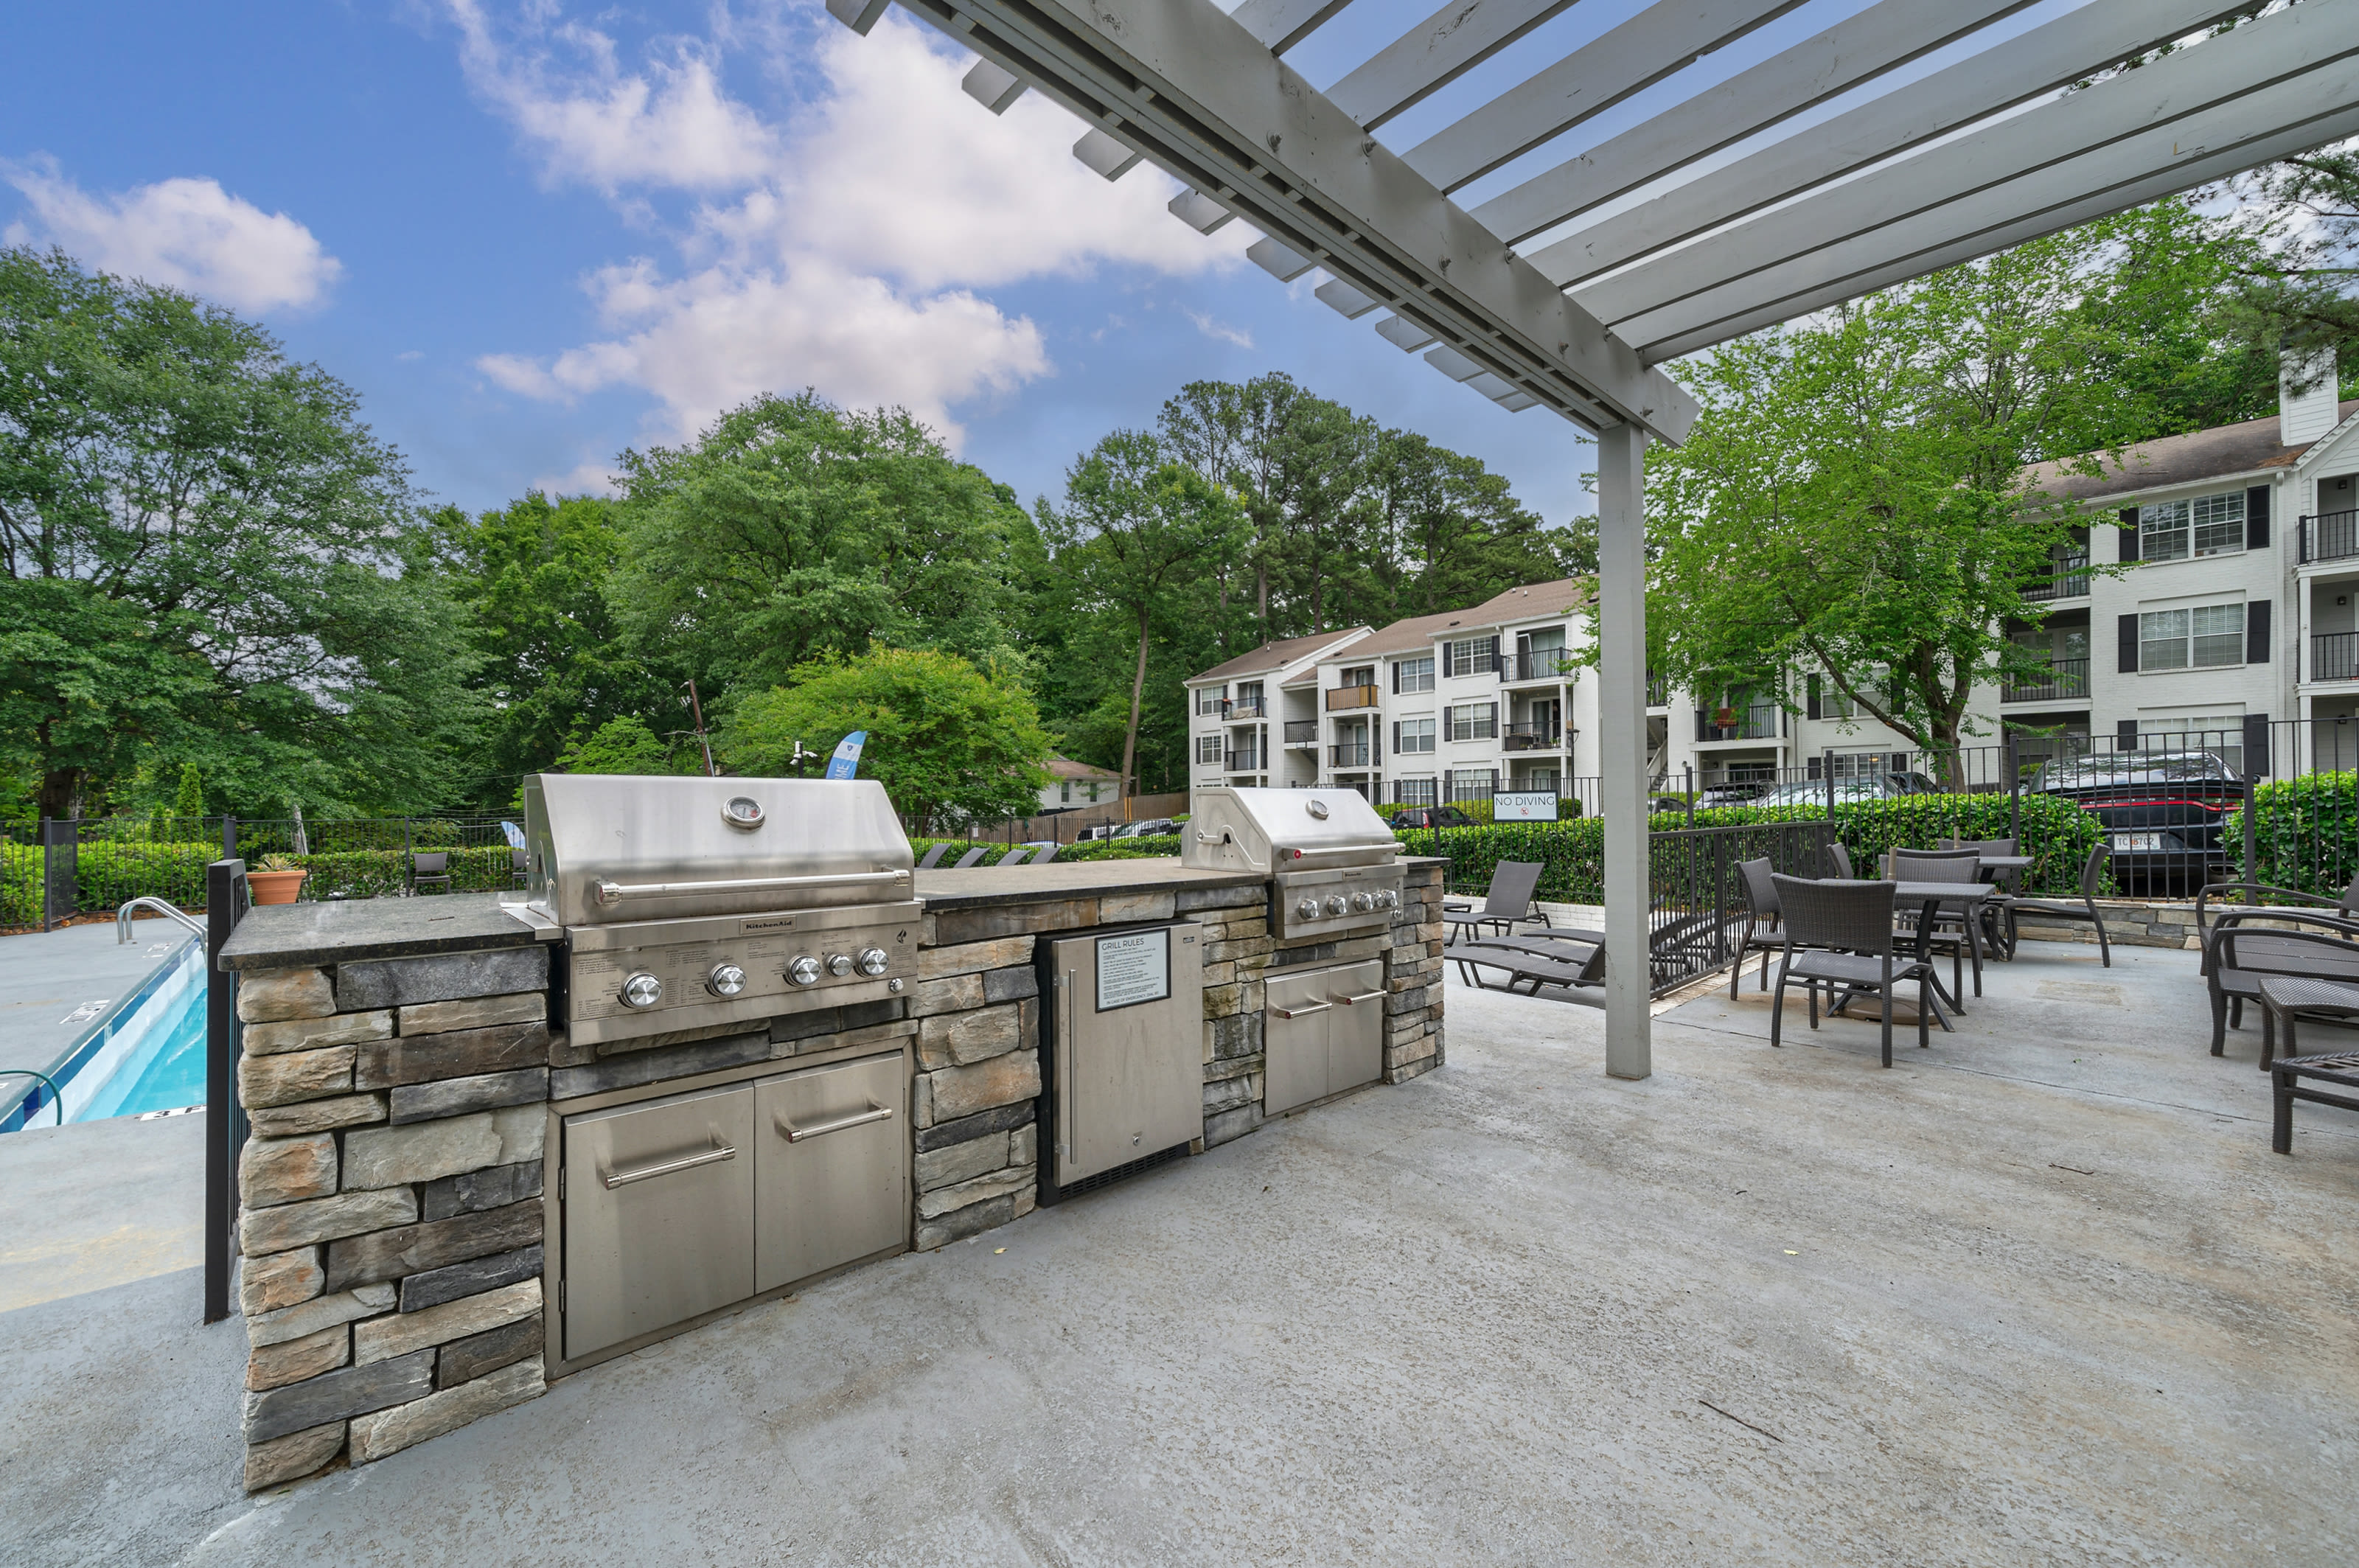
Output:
2 943 2354 1565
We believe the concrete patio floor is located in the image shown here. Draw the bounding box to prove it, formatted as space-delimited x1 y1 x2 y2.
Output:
3 939 2354 1565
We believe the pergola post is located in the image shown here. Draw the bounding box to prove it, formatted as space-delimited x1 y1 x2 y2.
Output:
1595 422 1651 1081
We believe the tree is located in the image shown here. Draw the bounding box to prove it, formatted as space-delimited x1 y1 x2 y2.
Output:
551 716 698 776
610 393 1024 705
174 763 203 819
0 247 475 818
723 647 1052 834
1043 431 1249 802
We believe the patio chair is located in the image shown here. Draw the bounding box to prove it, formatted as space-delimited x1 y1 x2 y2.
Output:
2001 845 2114 968
411 851 452 895
2254 976 2359 1073
999 848 1033 866
1767 874 1951 1068
511 847 530 889
2195 873 2359 966
917 843 952 870
2273 1048 2359 1154
1943 839 2022 955
1729 857 1783 999
1827 842 1856 881
2203 908 2359 1059
1889 849 1983 1003
1031 843 1062 865
1443 861 1548 945
1449 916 1716 997
951 846 989 869
1446 936 1606 1004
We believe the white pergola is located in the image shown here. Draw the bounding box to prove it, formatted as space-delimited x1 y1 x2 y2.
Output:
827 0 2359 1077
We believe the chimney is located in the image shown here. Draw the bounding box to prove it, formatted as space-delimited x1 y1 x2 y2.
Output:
2280 346 2340 446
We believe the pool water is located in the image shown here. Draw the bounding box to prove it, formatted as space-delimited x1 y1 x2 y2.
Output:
74 957 208 1121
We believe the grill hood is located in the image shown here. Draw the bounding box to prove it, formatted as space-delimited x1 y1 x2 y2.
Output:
523 773 914 927
1180 787 1401 875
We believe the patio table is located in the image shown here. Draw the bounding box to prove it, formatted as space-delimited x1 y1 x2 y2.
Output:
2254 976 2359 1072
1822 880 1995 1013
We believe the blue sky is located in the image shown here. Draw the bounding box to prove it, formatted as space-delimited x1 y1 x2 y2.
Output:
0 0 2088 526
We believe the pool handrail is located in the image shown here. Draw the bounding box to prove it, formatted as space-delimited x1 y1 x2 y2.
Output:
117 897 205 947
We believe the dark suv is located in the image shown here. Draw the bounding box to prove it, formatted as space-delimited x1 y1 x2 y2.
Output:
1389 805 1476 829
2035 750 2242 894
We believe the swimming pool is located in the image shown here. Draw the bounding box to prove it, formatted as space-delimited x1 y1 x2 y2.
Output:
4 938 209 1129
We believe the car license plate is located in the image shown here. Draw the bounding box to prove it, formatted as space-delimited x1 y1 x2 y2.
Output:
2111 832 2164 851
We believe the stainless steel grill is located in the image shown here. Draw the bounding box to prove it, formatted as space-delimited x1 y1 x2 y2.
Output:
1180 787 1403 944
520 774 919 1048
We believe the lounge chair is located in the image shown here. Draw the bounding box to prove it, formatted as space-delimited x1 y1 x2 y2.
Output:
1032 843 1062 864
1443 860 1550 945
951 846 988 869
2001 845 2114 967
999 848 1033 866
1448 938 1606 1004
917 843 951 870
2203 907 2359 1061
1767 874 1951 1068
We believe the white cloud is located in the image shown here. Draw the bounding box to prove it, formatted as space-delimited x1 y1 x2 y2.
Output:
3 161 340 313
1185 310 1255 349
453 2 1244 442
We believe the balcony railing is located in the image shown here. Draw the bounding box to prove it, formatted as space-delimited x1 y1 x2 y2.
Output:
2313 633 2359 683
1223 698 1265 719
2301 509 2359 565
1328 743 1374 767
1283 719 1318 745
1647 675 1668 706
1695 703 1780 742
2001 657 2089 703
1502 722 1563 752
1499 651 1574 684
2021 553 2091 602
1325 683 1381 711
1224 750 1262 773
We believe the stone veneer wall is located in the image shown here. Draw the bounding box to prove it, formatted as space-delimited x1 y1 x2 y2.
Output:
233 944 555 1492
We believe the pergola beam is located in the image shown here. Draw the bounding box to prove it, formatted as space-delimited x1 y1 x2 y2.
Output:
885 0 1697 439
1324 0 1577 132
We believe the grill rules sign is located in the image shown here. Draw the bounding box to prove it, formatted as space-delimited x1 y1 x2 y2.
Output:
1096 929 1171 1011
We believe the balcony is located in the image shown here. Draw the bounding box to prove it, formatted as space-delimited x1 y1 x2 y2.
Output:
1224 750 1263 773
1648 674 1668 707
1328 743 1375 768
1325 683 1381 711
1223 697 1265 720
2021 554 2091 602
1695 703 1780 742
1502 722 1563 752
2001 657 2088 704
2312 633 2359 683
1499 651 1573 684
1283 719 1318 745
2300 509 2359 565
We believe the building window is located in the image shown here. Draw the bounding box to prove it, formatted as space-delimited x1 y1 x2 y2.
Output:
1394 655 1435 694
1061 781 1073 803
1087 781 1102 802
1393 777 1437 807
1442 637 1498 678
1394 717 1436 754
1232 680 1265 717
2139 492 2245 563
1446 768 1497 802
1196 735 1224 764
2139 604 2244 670
1808 673 1857 721
1446 702 1498 742
1340 664 1376 689
1195 686 1226 715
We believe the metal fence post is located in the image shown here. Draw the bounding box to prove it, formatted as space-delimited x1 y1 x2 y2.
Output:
204 857 250 1325
2243 774 2259 906
36 816 50 932
1823 749 1836 823
2007 734 2021 846
43 817 78 930
221 814 237 863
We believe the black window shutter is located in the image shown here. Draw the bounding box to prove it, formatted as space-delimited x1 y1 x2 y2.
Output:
2117 719 2139 745
2245 714 2271 776
1390 720 1399 751
2247 486 2271 549
2248 599 2271 663
1807 675 1822 721
2117 613 2139 672
1891 752 1909 776
1807 756 1822 780
1487 635 1501 672
2118 506 2139 562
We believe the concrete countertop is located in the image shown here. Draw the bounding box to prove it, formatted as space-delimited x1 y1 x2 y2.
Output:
218 893 554 972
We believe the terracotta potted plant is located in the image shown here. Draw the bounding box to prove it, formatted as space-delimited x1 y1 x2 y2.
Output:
248 853 308 905
1712 706 1739 728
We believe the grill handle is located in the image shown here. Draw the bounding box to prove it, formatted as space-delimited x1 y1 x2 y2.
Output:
1278 846 1401 870
778 1103 893 1143
591 868 910 906
1273 1001 1332 1019
602 1140 736 1188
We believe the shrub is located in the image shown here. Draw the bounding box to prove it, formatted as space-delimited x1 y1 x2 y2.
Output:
909 834 1183 868
2225 772 2359 896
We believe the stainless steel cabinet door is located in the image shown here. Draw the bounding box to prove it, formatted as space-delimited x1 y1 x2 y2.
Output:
753 1052 909 1294
563 1082 755 1360
1048 924 1204 1185
1323 959 1387 1095
1264 968 1334 1116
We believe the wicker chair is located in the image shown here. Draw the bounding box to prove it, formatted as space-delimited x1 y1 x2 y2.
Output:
410 851 452 895
1827 842 1856 881
2001 845 2114 967
2203 908 2359 1060
1767 874 1950 1067
1890 849 1983 1003
1943 837 2021 955
1730 857 1783 998
2195 873 2359 966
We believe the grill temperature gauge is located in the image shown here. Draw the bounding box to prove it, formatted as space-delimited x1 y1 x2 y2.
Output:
785 955 821 987
620 972 663 1009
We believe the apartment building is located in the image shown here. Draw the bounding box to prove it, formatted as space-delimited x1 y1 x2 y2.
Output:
1185 579 1602 806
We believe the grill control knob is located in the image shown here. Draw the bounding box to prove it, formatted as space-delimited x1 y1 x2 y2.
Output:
1296 897 1320 921
856 947 889 977
785 955 822 987
620 972 663 1009
1353 892 1376 912
1379 890 1398 909
826 953 854 978
706 963 747 997
1325 894 1350 916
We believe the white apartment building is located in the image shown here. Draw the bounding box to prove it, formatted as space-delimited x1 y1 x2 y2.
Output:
1185 579 1606 807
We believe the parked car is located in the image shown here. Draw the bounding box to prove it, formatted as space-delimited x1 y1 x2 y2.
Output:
1389 806 1477 829
1112 818 1178 839
1697 783 1767 809
1747 775 1920 808
2035 750 2241 893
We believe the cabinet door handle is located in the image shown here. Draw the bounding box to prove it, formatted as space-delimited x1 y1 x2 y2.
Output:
1331 990 1387 1006
778 1103 893 1142
1273 1001 1331 1019
602 1140 736 1188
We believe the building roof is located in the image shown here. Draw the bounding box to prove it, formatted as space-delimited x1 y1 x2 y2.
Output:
1316 576 1596 662
2023 403 2359 505
1188 627 1368 683
1045 756 1120 782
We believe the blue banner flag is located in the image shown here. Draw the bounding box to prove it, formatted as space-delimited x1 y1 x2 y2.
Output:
823 731 867 780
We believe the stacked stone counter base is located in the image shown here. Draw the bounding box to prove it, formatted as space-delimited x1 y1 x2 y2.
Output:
234 949 552 1491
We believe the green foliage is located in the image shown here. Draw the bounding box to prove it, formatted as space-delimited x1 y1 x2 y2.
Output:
725 647 1052 835
2226 773 2359 894
0 840 217 925
909 834 1182 866
553 716 700 777
276 846 521 902
173 764 204 820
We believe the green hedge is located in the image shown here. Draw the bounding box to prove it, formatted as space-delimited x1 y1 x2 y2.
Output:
1393 792 2105 904
911 834 1183 867
2225 772 2359 896
1 840 219 925
274 846 523 902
